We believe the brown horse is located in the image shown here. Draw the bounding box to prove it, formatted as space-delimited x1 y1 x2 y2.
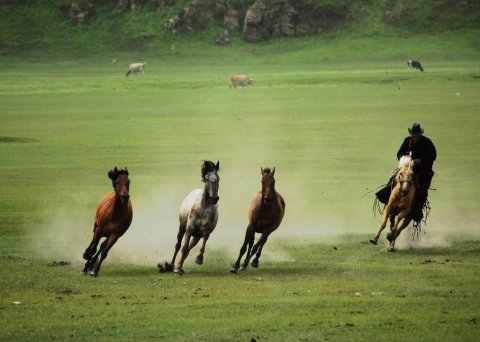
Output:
82 167 133 276
370 156 416 251
158 160 220 276
230 167 285 273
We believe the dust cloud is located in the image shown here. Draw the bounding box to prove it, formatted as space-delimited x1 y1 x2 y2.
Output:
31 164 479 267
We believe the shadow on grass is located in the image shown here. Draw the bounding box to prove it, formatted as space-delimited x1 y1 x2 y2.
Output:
0 136 37 143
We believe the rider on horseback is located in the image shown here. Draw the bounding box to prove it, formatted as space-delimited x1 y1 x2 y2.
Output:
376 123 437 225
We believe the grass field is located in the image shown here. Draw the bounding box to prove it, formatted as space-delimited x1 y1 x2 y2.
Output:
1 33 480 341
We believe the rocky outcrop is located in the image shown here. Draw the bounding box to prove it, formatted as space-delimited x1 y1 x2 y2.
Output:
64 0 346 40
68 2 92 24
160 0 344 41
242 0 340 42
224 9 240 32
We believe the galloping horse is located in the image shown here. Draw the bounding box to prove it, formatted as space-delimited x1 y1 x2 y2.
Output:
370 155 416 251
230 167 285 273
158 160 220 275
82 167 133 276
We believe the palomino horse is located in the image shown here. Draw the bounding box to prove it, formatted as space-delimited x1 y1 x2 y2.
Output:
370 155 416 251
230 167 285 273
158 160 220 276
82 167 133 276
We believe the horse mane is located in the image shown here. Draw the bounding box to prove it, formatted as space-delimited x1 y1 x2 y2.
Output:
108 167 129 188
398 155 412 168
201 160 219 181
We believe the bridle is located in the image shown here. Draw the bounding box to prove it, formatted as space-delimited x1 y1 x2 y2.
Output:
399 162 414 193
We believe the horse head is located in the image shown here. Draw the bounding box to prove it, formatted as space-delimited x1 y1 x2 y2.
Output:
201 160 220 205
108 167 130 205
396 157 414 197
261 167 276 206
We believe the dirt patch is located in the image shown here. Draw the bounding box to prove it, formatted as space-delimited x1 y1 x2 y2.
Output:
0 136 36 143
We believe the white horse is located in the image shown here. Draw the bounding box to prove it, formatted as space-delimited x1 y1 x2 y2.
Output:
158 160 220 275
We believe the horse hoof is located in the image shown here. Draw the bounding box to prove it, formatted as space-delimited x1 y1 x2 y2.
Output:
158 262 173 273
240 265 247 271
89 271 98 277
251 260 259 268
369 238 378 245
230 267 238 274
387 246 396 252
173 268 185 276
195 256 203 265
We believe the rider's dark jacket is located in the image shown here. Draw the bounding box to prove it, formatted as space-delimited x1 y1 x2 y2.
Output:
396 136 437 176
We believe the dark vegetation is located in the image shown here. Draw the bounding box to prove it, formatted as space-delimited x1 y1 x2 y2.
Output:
0 0 479 54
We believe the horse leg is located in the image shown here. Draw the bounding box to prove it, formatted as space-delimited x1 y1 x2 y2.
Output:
390 217 412 250
251 234 269 268
389 214 395 230
90 235 119 277
170 227 185 265
82 223 99 260
195 233 210 265
386 213 397 242
87 238 108 274
387 214 407 251
174 231 192 276
158 225 185 273
82 237 95 261
82 234 101 273
370 206 390 245
240 232 255 270
231 225 254 273
242 234 266 270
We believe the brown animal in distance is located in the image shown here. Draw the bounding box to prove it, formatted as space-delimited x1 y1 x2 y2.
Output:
231 167 285 273
82 167 133 276
230 75 254 88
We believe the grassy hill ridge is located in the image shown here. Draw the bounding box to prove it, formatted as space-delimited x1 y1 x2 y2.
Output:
1 0 479 55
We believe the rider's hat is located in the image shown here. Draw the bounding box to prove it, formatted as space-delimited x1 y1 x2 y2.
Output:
408 123 424 136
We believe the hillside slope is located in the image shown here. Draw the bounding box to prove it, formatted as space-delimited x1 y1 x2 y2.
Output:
0 0 479 54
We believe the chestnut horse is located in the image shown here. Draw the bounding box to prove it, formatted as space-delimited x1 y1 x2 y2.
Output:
82 167 133 276
230 167 285 273
370 155 416 251
158 160 220 276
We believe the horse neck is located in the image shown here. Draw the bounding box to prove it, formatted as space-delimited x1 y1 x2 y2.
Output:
112 191 129 211
270 187 278 201
268 182 278 199
261 186 279 209
201 183 211 207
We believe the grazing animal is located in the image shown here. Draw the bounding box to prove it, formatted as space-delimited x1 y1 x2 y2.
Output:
370 155 416 251
158 161 220 276
407 60 424 72
125 62 146 77
230 75 254 88
230 167 285 273
82 167 133 276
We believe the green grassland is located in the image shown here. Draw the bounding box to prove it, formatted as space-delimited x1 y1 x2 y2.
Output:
1 32 480 341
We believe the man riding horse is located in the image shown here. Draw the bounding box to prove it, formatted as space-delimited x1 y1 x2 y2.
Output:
376 123 437 225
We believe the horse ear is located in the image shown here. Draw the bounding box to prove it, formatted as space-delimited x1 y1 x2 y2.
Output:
271 167 275 176
108 168 115 180
260 167 263 174
215 161 220 171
